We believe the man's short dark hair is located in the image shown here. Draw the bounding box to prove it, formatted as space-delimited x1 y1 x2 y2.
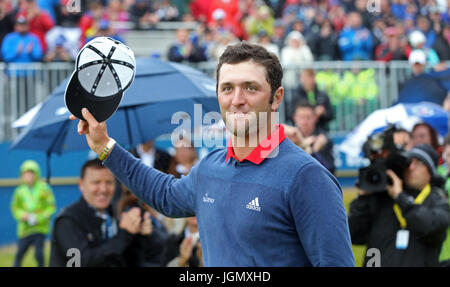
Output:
294 100 315 113
216 42 283 103
301 68 315 77
80 158 107 179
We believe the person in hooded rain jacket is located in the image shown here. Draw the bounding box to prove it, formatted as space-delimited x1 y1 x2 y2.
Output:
11 160 56 267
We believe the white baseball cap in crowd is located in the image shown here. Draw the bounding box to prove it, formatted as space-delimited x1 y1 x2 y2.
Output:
408 49 426 65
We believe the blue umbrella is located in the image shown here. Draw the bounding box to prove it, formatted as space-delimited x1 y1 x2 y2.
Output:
397 68 450 105
10 57 220 179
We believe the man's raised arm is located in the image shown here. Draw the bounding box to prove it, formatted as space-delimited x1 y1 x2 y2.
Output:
70 108 196 218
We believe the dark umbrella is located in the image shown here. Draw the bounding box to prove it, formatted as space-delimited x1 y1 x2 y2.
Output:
397 68 450 105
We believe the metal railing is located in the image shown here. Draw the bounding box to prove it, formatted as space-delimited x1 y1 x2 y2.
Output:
0 62 74 141
0 60 447 142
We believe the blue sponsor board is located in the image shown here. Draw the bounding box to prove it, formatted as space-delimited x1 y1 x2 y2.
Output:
331 134 367 189
332 134 368 171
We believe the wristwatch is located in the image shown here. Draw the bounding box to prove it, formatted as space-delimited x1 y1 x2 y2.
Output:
98 138 116 161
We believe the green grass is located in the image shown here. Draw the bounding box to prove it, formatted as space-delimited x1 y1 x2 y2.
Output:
0 189 365 267
0 241 51 267
343 188 367 267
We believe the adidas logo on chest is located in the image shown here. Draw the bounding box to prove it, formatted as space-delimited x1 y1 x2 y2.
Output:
246 197 261 212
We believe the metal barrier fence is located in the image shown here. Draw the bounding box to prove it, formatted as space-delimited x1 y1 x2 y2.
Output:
0 60 446 142
0 62 74 141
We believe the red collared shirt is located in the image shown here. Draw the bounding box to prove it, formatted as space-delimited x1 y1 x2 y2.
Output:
225 124 286 165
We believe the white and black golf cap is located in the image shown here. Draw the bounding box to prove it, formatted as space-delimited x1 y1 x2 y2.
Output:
65 37 136 122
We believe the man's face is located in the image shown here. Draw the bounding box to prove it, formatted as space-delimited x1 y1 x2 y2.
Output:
274 26 285 37
79 167 115 211
90 4 103 19
348 13 361 29
289 37 301 48
417 18 429 32
403 158 431 190
300 73 315 90
176 29 189 43
15 23 29 35
412 125 431 146
217 60 282 140
355 0 366 10
293 107 317 136
411 62 425 75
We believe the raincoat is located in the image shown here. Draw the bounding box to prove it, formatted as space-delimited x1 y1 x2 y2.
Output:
11 160 56 238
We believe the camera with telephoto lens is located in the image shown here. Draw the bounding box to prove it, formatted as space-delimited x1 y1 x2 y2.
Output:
357 125 411 193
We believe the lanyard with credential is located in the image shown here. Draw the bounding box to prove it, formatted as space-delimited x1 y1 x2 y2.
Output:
393 184 431 229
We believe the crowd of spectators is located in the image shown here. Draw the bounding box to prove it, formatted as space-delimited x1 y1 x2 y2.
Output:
0 0 448 65
168 0 450 65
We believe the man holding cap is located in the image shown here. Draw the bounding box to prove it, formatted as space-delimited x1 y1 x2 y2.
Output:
70 42 354 267
349 143 449 266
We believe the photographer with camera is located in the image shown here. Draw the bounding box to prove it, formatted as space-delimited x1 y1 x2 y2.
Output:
349 140 449 266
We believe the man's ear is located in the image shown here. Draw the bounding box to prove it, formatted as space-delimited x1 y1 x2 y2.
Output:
78 178 84 194
271 87 284 111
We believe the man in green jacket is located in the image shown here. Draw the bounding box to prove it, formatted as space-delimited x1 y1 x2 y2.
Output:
11 160 56 267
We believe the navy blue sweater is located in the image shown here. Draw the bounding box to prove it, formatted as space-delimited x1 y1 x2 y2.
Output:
104 139 355 266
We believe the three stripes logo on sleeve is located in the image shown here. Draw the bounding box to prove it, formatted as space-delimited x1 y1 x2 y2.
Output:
246 197 261 212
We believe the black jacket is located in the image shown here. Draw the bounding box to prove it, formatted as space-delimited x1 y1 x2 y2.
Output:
348 186 449 267
132 148 173 174
50 197 134 267
433 34 450 61
121 204 168 267
310 32 339 61
167 43 207 63
0 13 14 61
310 128 335 174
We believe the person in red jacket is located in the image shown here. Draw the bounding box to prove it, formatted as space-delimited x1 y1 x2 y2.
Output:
375 26 411 62
207 0 245 39
78 0 108 46
19 0 54 52
189 0 211 22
